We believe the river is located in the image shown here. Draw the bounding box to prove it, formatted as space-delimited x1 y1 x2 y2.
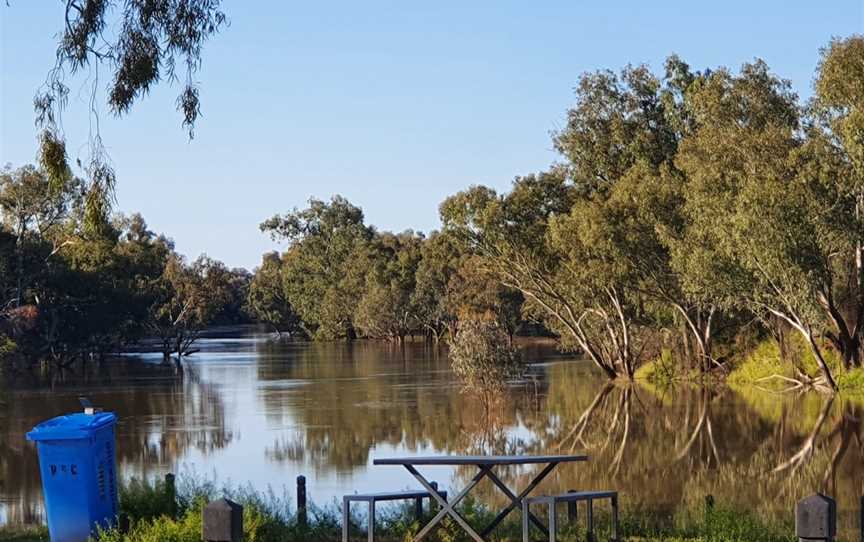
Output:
1 329 862 538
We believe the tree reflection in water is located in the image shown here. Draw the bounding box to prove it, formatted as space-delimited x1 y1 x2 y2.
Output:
2 336 863 539
449 363 863 539
0 359 232 524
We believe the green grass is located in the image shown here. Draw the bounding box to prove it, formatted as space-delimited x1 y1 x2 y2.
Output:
635 349 680 387
727 335 864 397
0 526 49 541
727 339 790 387
836 367 864 395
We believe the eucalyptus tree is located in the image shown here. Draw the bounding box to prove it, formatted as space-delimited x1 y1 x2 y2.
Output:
0 164 83 308
441 174 646 379
149 254 233 361
42 217 166 361
675 60 850 390
439 172 657 376
443 62 713 379
247 252 303 337
261 196 374 339
802 35 864 368
557 58 728 371
27 0 228 233
410 230 524 343
411 231 463 342
354 231 424 342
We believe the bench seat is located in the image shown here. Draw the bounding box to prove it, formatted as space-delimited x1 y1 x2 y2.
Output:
523 489 619 542
343 483 447 542
344 489 446 502
528 490 618 504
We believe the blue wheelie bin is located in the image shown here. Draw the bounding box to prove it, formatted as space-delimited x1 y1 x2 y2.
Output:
26 410 119 542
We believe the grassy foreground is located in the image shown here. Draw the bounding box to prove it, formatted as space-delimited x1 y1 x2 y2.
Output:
0 475 801 542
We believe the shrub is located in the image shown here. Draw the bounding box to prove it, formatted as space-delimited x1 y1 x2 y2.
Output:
449 321 524 396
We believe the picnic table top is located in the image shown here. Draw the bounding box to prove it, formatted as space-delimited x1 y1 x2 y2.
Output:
372 454 588 466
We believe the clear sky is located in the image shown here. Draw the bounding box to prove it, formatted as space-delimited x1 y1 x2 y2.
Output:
1 2 862 270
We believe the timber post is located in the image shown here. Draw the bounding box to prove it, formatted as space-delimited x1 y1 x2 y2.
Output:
297 475 307 527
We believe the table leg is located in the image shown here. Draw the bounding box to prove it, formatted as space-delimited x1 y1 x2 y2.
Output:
548 500 557 542
343 498 350 542
368 500 375 542
481 462 558 537
404 464 489 542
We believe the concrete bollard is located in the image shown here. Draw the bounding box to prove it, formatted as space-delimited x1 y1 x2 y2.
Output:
796 494 836 542
297 475 307 527
203 498 243 542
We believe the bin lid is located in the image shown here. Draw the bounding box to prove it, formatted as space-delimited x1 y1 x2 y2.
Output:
26 412 117 441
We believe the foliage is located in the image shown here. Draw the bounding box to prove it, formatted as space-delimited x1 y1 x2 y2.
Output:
26 1 228 234
634 349 679 387
727 336 864 396
429 36 864 390
0 526 49 541
35 0 227 139
261 196 373 339
247 252 303 336
260 197 526 343
449 321 524 398
0 162 244 369
120 477 180 525
149 254 235 358
355 231 425 342
437 59 712 380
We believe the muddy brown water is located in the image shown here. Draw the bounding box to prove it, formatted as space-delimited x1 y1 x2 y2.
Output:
1 330 862 537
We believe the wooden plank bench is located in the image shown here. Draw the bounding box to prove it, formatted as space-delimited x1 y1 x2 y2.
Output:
522 490 619 542
342 483 447 542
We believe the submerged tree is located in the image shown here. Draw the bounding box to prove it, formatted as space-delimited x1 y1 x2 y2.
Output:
149 254 232 363
247 252 303 337
411 231 463 342
261 196 373 339
449 320 524 415
442 170 652 379
441 61 732 380
354 231 424 342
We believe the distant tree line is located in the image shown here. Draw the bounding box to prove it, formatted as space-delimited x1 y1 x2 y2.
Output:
0 164 251 371
250 196 526 343
4 35 863 395
253 36 864 391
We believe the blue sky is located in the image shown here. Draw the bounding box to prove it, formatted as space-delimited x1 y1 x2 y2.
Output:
1 2 862 269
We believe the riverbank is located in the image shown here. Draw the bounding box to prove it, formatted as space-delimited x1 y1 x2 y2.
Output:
0 475 801 542
636 336 864 397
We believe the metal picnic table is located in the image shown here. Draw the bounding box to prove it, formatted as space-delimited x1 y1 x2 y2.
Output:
373 454 588 542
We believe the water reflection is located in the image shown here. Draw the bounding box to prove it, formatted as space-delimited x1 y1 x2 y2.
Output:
0 359 232 524
0 332 862 538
